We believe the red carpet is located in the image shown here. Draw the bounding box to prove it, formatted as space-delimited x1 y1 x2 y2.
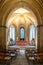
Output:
16 41 28 46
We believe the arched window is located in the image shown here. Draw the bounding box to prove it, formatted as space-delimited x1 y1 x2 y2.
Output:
30 26 35 41
9 26 15 41
20 27 25 40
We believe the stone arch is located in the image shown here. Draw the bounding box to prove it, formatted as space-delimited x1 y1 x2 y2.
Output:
18 24 25 41
20 27 25 40
1 1 42 26
6 24 17 48
0 0 42 50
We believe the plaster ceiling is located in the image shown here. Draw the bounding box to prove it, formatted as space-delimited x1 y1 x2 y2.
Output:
0 0 43 8
7 8 37 27
0 0 43 26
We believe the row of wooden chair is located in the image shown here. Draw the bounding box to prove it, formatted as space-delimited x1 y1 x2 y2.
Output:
25 49 43 64
0 49 17 65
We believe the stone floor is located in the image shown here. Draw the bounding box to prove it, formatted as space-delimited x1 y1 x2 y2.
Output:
11 52 28 65
0 50 43 65
10 50 43 65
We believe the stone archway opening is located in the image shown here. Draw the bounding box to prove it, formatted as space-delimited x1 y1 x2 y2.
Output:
20 27 25 40
6 7 38 49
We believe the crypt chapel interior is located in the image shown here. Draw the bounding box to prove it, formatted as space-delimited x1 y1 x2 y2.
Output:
0 0 43 65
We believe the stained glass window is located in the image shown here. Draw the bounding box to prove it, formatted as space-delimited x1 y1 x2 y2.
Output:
30 26 35 41
10 26 15 41
20 27 24 40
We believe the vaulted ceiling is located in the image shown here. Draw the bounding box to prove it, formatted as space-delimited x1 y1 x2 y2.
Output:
0 0 43 8
7 8 37 27
0 0 43 26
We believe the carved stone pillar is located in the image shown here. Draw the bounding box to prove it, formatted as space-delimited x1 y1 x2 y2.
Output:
0 26 7 51
16 27 19 41
0 26 2 50
37 25 43 51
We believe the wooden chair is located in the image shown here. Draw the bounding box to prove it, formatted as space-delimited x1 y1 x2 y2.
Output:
0 51 11 65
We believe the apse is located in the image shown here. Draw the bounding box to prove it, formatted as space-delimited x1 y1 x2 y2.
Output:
6 8 37 48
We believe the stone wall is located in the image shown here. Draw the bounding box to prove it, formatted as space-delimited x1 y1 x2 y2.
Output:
0 0 43 51
0 26 6 50
37 25 43 51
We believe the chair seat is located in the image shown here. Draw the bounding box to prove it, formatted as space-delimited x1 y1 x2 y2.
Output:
10 54 16 56
4 56 11 60
29 57 35 60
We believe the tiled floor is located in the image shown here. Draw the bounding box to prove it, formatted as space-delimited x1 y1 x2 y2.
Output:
11 51 28 65
10 50 43 65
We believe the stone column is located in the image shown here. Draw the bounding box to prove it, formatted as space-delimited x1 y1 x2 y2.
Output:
25 24 28 41
37 25 43 51
0 26 2 50
25 26 27 41
16 27 19 41
15 27 17 42
0 26 7 51
2 26 7 50
28 27 30 43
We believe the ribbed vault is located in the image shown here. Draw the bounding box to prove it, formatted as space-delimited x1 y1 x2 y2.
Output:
0 0 43 51
6 8 37 27
0 0 43 26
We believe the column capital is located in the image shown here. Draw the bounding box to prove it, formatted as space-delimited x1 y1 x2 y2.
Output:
37 25 43 27
0 25 7 28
